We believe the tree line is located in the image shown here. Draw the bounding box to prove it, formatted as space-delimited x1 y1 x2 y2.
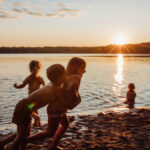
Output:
0 43 150 53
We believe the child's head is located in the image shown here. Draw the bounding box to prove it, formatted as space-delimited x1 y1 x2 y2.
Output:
66 57 86 77
128 83 135 91
46 64 66 85
29 60 42 74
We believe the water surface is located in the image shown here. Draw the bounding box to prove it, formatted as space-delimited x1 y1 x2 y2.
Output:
0 53 150 133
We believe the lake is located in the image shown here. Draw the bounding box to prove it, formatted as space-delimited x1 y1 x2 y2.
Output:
0 53 150 133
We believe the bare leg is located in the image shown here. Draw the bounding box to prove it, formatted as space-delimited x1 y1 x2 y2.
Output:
32 112 42 128
21 115 61 150
11 123 30 150
28 115 60 142
48 113 69 150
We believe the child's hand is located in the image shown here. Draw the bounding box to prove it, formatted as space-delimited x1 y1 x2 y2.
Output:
14 83 18 88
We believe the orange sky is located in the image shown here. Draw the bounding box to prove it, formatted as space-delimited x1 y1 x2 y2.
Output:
0 0 150 46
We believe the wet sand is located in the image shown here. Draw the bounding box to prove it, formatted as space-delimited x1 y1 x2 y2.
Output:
1 108 150 150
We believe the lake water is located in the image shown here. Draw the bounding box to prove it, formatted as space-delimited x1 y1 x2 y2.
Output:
0 53 150 133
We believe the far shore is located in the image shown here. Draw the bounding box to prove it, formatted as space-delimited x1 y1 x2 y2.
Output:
1 42 150 54
1 108 150 150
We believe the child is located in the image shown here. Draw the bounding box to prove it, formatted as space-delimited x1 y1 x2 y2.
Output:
0 64 66 150
124 83 136 112
22 57 86 150
48 57 86 150
14 60 45 128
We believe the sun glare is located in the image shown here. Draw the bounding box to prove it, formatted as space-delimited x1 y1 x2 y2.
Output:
114 35 128 45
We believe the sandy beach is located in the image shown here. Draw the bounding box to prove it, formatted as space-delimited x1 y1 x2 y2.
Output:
1 108 150 150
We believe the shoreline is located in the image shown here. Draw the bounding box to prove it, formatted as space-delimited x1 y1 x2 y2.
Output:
0 106 142 134
1 108 150 150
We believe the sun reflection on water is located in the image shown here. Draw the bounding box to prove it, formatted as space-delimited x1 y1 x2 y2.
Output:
112 54 125 109
115 54 123 84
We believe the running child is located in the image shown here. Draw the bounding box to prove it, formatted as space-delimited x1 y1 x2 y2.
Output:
14 60 45 128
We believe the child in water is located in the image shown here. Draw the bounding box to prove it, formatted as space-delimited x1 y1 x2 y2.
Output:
124 83 136 112
21 57 86 150
14 60 45 128
0 64 66 150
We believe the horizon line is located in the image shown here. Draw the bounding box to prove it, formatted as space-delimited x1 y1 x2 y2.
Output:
0 42 150 48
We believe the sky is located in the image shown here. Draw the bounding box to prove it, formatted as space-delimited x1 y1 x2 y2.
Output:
0 0 150 47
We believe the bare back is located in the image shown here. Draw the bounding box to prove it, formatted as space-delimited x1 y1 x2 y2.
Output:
26 83 59 111
126 90 136 104
23 75 45 94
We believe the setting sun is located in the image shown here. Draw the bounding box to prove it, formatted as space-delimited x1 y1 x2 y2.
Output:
114 35 128 45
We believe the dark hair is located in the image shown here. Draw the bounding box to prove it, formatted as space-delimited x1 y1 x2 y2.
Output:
46 64 65 85
66 57 86 75
128 83 135 90
29 60 42 72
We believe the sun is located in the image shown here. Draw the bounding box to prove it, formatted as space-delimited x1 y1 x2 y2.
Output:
114 35 128 45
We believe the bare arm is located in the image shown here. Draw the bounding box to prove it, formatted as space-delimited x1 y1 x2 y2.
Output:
14 76 30 89
64 76 81 109
14 83 27 89
66 93 81 110
62 83 81 110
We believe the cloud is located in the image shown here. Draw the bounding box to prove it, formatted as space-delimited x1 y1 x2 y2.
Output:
57 8 82 17
55 2 82 18
56 2 67 8
45 13 58 18
26 11 43 16
12 8 22 13
12 7 43 17
0 10 16 19
0 1 82 19
12 2 44 17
